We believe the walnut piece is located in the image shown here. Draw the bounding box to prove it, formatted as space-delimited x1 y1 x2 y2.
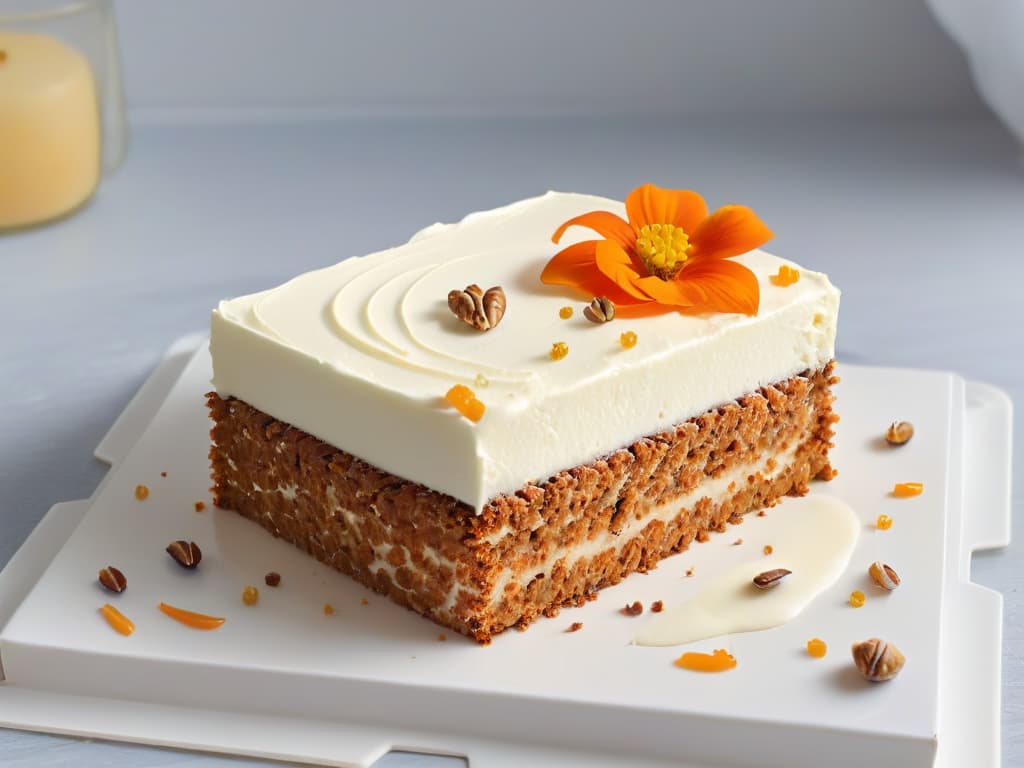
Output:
448 284 506 331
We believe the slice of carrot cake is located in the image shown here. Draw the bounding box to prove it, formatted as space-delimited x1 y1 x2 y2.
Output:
207 184 840 643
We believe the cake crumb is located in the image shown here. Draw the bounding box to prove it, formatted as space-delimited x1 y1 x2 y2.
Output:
360 598 369 606
685 567 695 577
264 571 281 587
621 601 643 616
567 621 584 632
160 471 167 478
757 510 767 517
438 633 447 642
651 600 664 613
194 501 206 512
733 538 743 546
323 603 334 615
134 484 149 501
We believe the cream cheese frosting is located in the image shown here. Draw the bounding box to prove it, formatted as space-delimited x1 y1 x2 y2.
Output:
211 191 840 511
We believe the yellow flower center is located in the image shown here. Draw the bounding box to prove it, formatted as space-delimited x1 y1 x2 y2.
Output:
635 223 692 280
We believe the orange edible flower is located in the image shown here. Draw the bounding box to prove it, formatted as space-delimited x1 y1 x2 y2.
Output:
445 384 485 422
893 482 923 498
158 601 226 630
771 265 800 286
542 184 773 317
674 648 737 672
100 603 135 636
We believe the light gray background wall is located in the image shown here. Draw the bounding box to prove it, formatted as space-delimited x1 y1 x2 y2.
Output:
117 0 984 119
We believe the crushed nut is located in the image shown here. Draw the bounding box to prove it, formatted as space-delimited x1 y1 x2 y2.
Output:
885 420 914 446
264 571 281 587
550 341 569 361
753 568 791 589
868 561 901 591
806 638 828 658
622 601 643 616
876 514 893 530
134 484 149 501
242 585 259 605
651 600 664 613
160 471 167 478
851 638 905 681
559 306 573 319
583 296 615 323
166 540 202 569
619 330 638 349
98 566 127 593
733 538 744 546
849 590 866 608
567 621 584 632
893 482 923 497
448 284 506 331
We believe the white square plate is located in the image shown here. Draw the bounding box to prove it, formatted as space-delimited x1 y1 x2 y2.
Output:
0 335 1012 767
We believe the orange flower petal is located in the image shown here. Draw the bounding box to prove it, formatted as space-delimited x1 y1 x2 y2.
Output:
613 301 680 318
542 240 651 306
541 240 600 286
688 205 774 261
551 210 634 251
594 240 653 301
635 259 760 315
625 184 708 233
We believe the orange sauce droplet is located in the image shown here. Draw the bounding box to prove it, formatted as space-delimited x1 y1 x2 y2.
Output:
876 513 893 530
893 482 923 498
134 484 149 501
771 265 800 286
100 603 135 636
806 638 828 658
673 648 737 672
158 601 225 630
444 384 485 422
558 306 573 319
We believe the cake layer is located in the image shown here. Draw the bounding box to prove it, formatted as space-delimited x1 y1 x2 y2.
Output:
211 192 840 511
208 363 837 643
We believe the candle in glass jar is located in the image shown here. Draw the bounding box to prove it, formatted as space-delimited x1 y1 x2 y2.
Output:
0 31 100 230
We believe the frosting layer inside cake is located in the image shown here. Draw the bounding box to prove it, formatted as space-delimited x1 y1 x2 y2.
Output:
211 191 839 510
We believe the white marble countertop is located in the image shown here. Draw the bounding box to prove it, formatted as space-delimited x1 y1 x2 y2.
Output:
0 115 1020 767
